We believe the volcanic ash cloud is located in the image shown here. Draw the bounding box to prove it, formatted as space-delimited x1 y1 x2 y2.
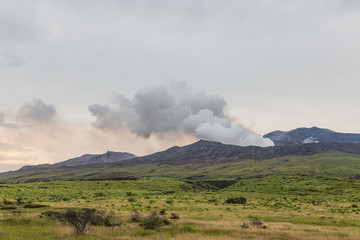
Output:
89 83 274 147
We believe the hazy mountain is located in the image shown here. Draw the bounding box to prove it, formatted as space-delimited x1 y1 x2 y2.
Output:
118 140 360 166
4 140 360 183
264 127 360 146
20 151 137 170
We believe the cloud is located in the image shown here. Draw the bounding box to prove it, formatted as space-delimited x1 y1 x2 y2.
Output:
0 51 25 67
90 82 226 138
17 98 57 124
0 110 27 129
0 97 196 172
89 82 273 147
0 142 31 152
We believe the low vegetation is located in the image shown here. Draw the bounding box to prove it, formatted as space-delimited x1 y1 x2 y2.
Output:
1 174 360 239
225 196 247 204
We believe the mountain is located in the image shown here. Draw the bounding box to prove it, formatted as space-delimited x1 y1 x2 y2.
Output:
3 140 360 183
264 127 360 146
116 140 360 166
20 151 137 170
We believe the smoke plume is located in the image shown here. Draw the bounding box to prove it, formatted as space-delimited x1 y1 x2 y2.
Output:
89 83 273 147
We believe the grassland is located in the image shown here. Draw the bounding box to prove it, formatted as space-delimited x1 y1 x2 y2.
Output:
1 174 360 239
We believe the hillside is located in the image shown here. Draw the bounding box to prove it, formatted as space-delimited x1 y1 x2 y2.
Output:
265 127 360 146
2 140 360 183
122 140 360 165
20 151 137 170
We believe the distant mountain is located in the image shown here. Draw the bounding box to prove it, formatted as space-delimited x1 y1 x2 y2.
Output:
119 140 360 166
264 127 360 146
4 140 360 183
20 151 137 170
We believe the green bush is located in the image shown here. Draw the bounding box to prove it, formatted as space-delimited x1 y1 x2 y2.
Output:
24 204 48 208
3 199 12 205
169 213 180 220
44 208 106 236
92 211 121 227
165 199 173 204
225 196 247 204
94 192 105 197
140 211 167 230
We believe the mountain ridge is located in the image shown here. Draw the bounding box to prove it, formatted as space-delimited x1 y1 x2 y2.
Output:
20 151 137 170
3 140 360 183
265 127 360 146
115 140 360 166
14 139 360 171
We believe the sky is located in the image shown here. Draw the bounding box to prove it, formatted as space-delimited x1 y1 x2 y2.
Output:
1 0 360 172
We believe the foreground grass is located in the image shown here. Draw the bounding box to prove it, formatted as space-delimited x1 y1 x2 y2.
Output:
1 175 360 239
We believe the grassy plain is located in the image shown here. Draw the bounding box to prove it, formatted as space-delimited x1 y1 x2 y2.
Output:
1 174 360 239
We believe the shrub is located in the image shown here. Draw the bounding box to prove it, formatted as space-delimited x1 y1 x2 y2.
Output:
92 211 121 227
131 210 143 222
0 206 16 210
128 197 136 202
24 204 48 208
241 222 249 229
94 192 105 197
3 199 12 205
208 197 218 204
225 196 247 204
103 212 121 227
249 216 263 228
165 199 173 204
140 211 169 230
131 211 170 229
159 209 166 215
49 208 106 236
164 191 175 194
169 213 180 220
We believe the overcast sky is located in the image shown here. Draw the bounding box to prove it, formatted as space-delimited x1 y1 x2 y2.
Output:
1 0 360 172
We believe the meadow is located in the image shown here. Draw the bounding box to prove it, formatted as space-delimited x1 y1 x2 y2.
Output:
1 174 360 239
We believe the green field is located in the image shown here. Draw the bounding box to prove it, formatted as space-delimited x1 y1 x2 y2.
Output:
1 174 360 239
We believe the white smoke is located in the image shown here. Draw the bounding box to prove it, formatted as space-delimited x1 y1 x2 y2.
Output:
302 137 318 144
89 82 274 147
183 109 273 147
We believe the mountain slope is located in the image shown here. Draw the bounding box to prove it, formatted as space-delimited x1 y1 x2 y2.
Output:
20 151 137 170
2 151 360 183
2 140 360 183
116 140 360 166
264 127 360 146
